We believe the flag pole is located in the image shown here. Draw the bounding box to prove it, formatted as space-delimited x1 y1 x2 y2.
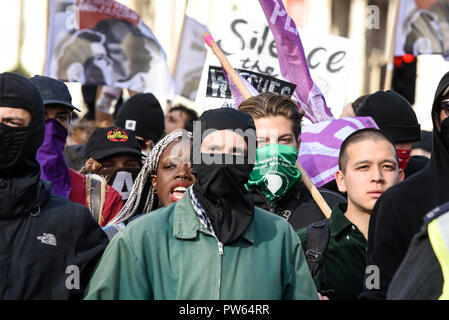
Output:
203 32 332 218
383 0 401 90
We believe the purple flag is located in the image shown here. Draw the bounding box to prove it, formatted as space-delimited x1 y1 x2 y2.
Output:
259 0 334 123
298 117 379 187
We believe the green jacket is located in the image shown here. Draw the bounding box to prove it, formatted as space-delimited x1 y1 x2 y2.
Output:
297 203 367 300
85 190 318 300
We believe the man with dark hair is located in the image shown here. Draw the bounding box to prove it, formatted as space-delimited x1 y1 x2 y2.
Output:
298 128 404 300
239 92 346 231
360 71 449 300
31 75 124 228
165 104 198 134
356 90 423 177
0 72 108 299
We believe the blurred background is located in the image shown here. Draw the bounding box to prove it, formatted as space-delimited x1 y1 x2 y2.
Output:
1 0 448 130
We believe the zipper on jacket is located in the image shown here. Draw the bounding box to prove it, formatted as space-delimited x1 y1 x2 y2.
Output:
200 228 224 300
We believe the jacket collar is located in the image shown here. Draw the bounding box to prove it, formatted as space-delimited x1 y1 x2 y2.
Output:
173 188 255 244
329 203 352 237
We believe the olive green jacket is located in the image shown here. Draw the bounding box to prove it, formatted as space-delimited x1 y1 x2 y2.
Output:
85 190 318 300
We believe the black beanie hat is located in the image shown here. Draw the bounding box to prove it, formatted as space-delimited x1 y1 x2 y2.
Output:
115 93 165 143
356 90 420 143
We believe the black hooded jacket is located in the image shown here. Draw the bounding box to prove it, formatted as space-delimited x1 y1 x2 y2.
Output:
0 73 108 299
360 71 449 300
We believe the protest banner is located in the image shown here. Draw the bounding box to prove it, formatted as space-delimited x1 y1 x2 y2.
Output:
173 16 208 101
195 15 353 117
204 32 332 218
395 0 449 60
298 117 379 187
44 0 174 97
259 0 333 123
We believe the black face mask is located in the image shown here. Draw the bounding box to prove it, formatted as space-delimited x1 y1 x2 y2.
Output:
440 117 449 152
192 154 254 245
0 123 29 170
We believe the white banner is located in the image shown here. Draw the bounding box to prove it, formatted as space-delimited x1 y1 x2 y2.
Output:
174 16 208 101
44 0 174 98
195 16 353 115
395 0 449 60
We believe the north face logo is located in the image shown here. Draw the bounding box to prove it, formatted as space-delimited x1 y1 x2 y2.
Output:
37 233 57 246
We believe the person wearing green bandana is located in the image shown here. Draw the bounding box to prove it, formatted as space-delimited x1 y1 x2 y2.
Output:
239 93 346 231
297 128 404 300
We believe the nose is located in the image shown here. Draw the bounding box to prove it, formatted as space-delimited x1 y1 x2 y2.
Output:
371 167 384 183
176 163 193 180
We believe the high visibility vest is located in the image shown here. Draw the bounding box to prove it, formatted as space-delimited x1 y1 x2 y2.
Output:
428 211 449 300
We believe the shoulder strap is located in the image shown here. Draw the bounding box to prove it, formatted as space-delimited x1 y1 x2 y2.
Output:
305 219 330 277
85 174 107 225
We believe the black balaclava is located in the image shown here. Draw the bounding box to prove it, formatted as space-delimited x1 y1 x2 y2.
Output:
0 72 46 218
191 107 256 245
430 71 449 179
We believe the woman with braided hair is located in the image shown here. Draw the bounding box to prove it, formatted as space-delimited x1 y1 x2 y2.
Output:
102 129 194 239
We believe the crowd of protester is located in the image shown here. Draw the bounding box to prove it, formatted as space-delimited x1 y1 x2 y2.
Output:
1 69 449 300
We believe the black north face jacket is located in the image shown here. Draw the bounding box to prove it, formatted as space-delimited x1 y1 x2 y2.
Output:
0 73 108 300
0 180 109 300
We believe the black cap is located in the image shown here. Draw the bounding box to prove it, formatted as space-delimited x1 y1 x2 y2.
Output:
115 93 164 143
85 126 144 161
29 75 81 112
356 90 420 143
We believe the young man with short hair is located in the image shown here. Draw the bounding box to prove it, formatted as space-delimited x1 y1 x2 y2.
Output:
238 92 346 231
297 128 404 300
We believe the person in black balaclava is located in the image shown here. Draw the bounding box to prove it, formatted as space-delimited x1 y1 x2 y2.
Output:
360 71 449 300
190 107 257 245
0 72 108 299
84 107 319 300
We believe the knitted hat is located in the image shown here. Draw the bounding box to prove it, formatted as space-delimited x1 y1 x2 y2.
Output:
115 93 165 143
356 90 420 143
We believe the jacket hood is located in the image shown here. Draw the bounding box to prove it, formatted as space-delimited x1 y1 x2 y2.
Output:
0 72 45 179
430 71 449 178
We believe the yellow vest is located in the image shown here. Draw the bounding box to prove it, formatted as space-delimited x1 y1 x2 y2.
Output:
428 211 449 300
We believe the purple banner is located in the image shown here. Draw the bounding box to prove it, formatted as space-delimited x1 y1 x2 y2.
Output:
258 0 334 123
298 117 379 187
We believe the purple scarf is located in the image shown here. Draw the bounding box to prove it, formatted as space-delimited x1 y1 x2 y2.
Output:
36 119 71 198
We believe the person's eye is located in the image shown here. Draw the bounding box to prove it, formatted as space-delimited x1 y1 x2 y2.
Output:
356 165 369 170
57 115 68 122
163 162 176 169
4 120 21 127
383 165 395 171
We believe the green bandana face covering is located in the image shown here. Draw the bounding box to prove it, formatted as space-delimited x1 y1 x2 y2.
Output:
245 144 302 204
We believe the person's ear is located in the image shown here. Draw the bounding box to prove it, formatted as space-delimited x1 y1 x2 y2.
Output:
335 169 347 193
398 168 405 183
150 174 157 190
296 137 301 153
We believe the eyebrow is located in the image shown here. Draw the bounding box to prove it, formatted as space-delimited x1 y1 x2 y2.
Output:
353 159 397 166
3 117 26 124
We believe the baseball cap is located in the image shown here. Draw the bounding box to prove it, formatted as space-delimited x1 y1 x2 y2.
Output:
85 126 144 161
29 75 81 112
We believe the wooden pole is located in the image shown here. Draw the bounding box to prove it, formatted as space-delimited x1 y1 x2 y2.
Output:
203 32 332 218
383 0 401 90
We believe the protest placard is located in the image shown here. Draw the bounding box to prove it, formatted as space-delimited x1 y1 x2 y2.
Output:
45 0 174 97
